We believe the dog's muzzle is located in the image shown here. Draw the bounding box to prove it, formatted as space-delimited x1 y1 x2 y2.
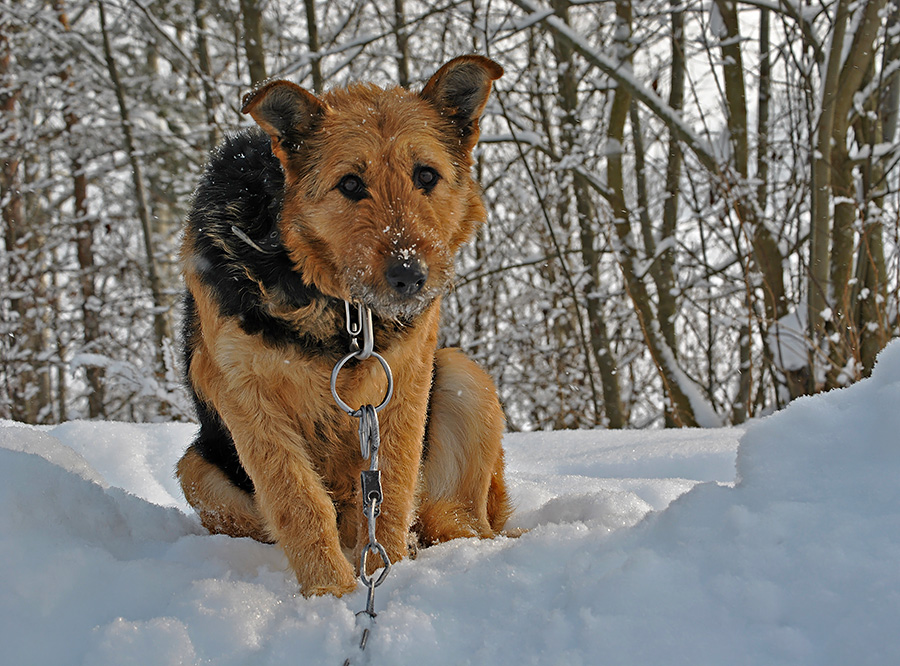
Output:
385 259 428 296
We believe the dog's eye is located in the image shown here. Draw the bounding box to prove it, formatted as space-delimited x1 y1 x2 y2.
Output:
413 165 440 193
337 174 368 201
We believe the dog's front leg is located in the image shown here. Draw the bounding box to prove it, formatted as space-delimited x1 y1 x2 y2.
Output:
224 414 357 597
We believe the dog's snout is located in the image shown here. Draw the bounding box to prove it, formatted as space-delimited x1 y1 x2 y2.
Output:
386 260 428 296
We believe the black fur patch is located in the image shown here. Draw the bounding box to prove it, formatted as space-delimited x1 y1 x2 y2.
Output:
421 356 438 461
185 130 345 352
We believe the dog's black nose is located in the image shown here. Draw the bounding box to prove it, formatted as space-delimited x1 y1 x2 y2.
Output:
386 260 427 296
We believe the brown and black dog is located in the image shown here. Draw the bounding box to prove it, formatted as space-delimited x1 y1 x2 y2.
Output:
175 56 511 596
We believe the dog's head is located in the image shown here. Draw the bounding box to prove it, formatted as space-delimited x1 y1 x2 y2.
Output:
241 56 503 321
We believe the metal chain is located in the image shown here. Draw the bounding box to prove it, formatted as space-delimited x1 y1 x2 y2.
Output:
344 300 374 360
332 302 393 666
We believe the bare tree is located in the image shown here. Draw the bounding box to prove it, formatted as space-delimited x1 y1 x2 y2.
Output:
240 0 267 84
98 0 172 393
548 0 624 427
3 0 899 428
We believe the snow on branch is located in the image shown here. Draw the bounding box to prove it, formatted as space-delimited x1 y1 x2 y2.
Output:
506 0 721 175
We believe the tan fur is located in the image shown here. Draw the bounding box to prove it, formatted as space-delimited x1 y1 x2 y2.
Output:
177 446 271 542
415 349 511 544
177 57 511 597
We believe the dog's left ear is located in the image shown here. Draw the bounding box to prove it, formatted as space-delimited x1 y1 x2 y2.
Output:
241 80 325 164
421 55 503 150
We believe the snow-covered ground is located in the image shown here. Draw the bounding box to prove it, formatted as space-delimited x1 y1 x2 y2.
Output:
3 343 900 665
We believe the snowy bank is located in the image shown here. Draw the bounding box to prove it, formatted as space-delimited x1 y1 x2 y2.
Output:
2 342 900 665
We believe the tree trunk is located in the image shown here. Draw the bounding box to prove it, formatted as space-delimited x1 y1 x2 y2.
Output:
756 8 770 216
856 0 900 373
239 0 267 85
1 16 49 423
735 6 770 422
193 0 219 152
713 0 748 175
98 0 171 391
826 0 886 387
56 0 106 418
632 105 680 427
607 0 698 427
733 324 751 424
809 0 849 386
632 1 684 425
883 2 900 144
1 19 26 421
549 0 624 427
302 0 323 94
855 150 889 378
394 0 410 89
657 0 685 357
852 3 893 376
714 0 795 397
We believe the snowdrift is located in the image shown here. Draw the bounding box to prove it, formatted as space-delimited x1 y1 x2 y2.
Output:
2 343 900 665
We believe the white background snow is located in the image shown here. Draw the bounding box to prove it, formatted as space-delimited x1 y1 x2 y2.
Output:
3 342 900 665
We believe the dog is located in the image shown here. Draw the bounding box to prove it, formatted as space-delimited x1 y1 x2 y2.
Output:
175 55 512 597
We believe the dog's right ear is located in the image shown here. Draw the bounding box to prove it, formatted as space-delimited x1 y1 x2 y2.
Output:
421 55 503 152
241 81 325 160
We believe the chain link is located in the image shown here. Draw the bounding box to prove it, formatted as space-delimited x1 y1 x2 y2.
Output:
335 302 392 666
344 300 374 360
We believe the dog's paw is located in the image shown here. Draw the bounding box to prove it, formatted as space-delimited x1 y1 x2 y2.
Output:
292 551 359 597
298 563 358 597
303 578 358 598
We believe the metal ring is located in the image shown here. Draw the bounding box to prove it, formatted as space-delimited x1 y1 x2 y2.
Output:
330 350 393 415
359 542 391 588
357 406 381 460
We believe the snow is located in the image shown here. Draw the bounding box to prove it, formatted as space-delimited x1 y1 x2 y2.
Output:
3 341 900 664
768 307 809 372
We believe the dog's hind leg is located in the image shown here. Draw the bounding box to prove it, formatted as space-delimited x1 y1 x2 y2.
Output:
415 348 512 545
177 445 272 543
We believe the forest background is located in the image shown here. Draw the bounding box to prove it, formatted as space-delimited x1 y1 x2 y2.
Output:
2 0 899 431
